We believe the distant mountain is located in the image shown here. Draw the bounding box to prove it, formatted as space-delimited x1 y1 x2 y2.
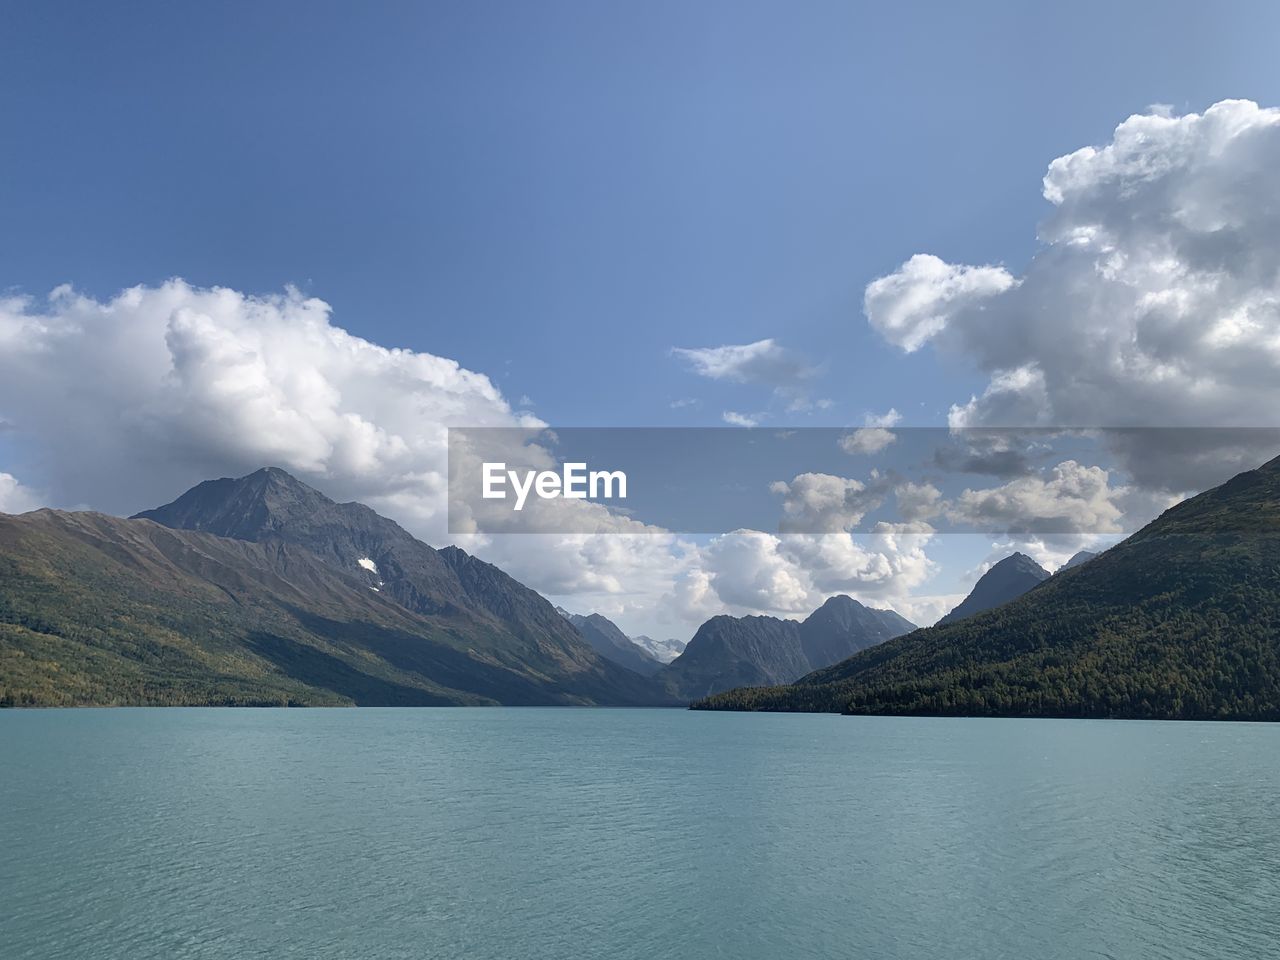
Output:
660 615 805 701
630 635 686 663
1060 550 1098 570
695 455 1280 720
799 595 916 668
936 552 1049 625
660 597 914 701
0 468 675 707
558 610 663 677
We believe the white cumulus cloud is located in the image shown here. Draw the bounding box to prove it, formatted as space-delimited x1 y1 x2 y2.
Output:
864 99 1280 492
0 473 42 514
946 460 1125 536
864 254 1016 353
771 472 878 533
0 281 528 520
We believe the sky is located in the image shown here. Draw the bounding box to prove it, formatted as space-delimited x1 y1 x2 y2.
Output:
4 1 1280 637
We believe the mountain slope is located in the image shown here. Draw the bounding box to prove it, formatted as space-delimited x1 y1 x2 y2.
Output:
694 456 1280 719
660 596 915 701
936 552 1049 625
0 509 480 706
0 469 675 707
558 610 663 676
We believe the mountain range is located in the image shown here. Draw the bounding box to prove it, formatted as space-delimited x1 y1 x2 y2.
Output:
0 466 913 708
658 596 916 700
554 596 914 700
695 455 1280 720
0 468 676 707
10 457 1280 718
556 609 664 677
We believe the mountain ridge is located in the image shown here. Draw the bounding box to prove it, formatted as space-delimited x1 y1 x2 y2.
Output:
659 597 915 701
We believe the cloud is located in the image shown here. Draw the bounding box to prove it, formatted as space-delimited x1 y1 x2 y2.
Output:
865 408 902 428
771 472 880 532
864 254 1016 352
0 473 42 514
0 281 530 520
892 592 965 629
894 480 943 522
690 524 937 622
838 409 903 456
767 457 1137 540
839 427 896 455
865 99 1280 491
699 530 815 613
946 460 1124 536
931 431 1040 478
665 566 722 624
769 470 950 533
722 411 759 428
466 530 698 609
674 338 825 415
672 338 815 388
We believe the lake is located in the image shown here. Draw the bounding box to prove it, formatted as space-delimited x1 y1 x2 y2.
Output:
2 708 1278 959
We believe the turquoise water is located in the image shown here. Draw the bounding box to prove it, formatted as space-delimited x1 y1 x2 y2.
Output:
2 709 1278 959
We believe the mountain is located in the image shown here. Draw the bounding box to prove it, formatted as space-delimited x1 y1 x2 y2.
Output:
660 615 805 701
660 597 915 701
1060 550 1098 570
630 635 686 663
694 455 1280 720
133 467 468 613
936 552 1049 625
0 468 675 707
558 610 663 677
799 595 916 667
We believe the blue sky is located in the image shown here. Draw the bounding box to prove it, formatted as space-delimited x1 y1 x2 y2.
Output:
5 0 1278 426
4 2 1280 633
